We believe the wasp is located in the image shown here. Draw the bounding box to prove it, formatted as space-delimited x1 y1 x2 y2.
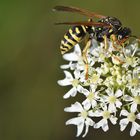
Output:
53 5 138 79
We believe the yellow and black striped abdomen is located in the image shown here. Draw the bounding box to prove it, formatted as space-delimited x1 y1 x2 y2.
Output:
60 25 87 54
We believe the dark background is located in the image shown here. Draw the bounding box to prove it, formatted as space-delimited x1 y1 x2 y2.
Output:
0 0 139 140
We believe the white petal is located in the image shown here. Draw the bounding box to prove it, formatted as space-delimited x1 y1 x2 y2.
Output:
63 44 81 61
60 62 76 70
74 44 82 55
106 88 113 96
115 89 123 97
66 116 83 125
120 110 129 116
94 119 104 129
60 64 70 69
136 113 140 119
88 110 94 117
101 95 108 101
57 79 71 86
70 63 77 70
133 122 140 132
76 121 84 137
92 50 99 57
108 103 116 113
82 118 94 137
132 90 138 97
102 119 109 132
119 118 129 131
123 95 133 101
94 119 109 132
82 99 91 110
130 122 137 136
91 100 97 108
57 71 73 86
110 116 117 125
74 70 81 79
63 52 79 61
89 110 102 117
130 103 137 112
115 100 122 108
81 88 90 96
64 102 83 112
66 116 84 137
86 117 94 126
64 70 73 80
90 85 97 92
77 85 87 94
76 61 85 70
63 87 77 99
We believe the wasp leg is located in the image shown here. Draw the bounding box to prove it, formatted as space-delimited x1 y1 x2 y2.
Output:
103 35 108 50
117 37 129 47
110 34 125 64
110 34 120 51
82 39 92 80
112 55 125 64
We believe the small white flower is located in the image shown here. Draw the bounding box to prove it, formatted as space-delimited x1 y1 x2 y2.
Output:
119 108 140 136
80 85 100 110
90 105 117 132
116 74 127 86
124 89 140 112
102 88 123 113
104 76 116 87
122 42 139 68
126 68 140 90
97 62 112 75
91 43 111 62
64 102 95 137
110 65 121 76
58 70 84 99
89 72 103 85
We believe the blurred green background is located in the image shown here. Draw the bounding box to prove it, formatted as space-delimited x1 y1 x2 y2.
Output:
0 0 140 140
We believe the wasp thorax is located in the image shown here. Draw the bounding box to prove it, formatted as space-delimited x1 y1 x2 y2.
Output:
101 17 122 30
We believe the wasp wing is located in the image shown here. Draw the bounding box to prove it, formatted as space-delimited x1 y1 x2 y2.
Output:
55 21 110 27
53 5 106 19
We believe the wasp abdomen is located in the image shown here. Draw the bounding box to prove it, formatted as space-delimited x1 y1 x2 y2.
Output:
60 25 87 54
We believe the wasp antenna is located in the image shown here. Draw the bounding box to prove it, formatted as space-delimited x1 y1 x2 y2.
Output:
54 22 70 25
52 6 57 12
53 6 68 11
53 6 64 12
54 22 65 25
52 9 55 12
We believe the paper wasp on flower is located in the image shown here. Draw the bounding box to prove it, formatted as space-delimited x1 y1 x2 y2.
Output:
53 5 139 79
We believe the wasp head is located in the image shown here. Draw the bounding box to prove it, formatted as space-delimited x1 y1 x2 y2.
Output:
117 27 132 40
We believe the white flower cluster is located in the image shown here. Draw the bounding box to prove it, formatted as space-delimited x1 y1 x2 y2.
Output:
58 39 140 137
